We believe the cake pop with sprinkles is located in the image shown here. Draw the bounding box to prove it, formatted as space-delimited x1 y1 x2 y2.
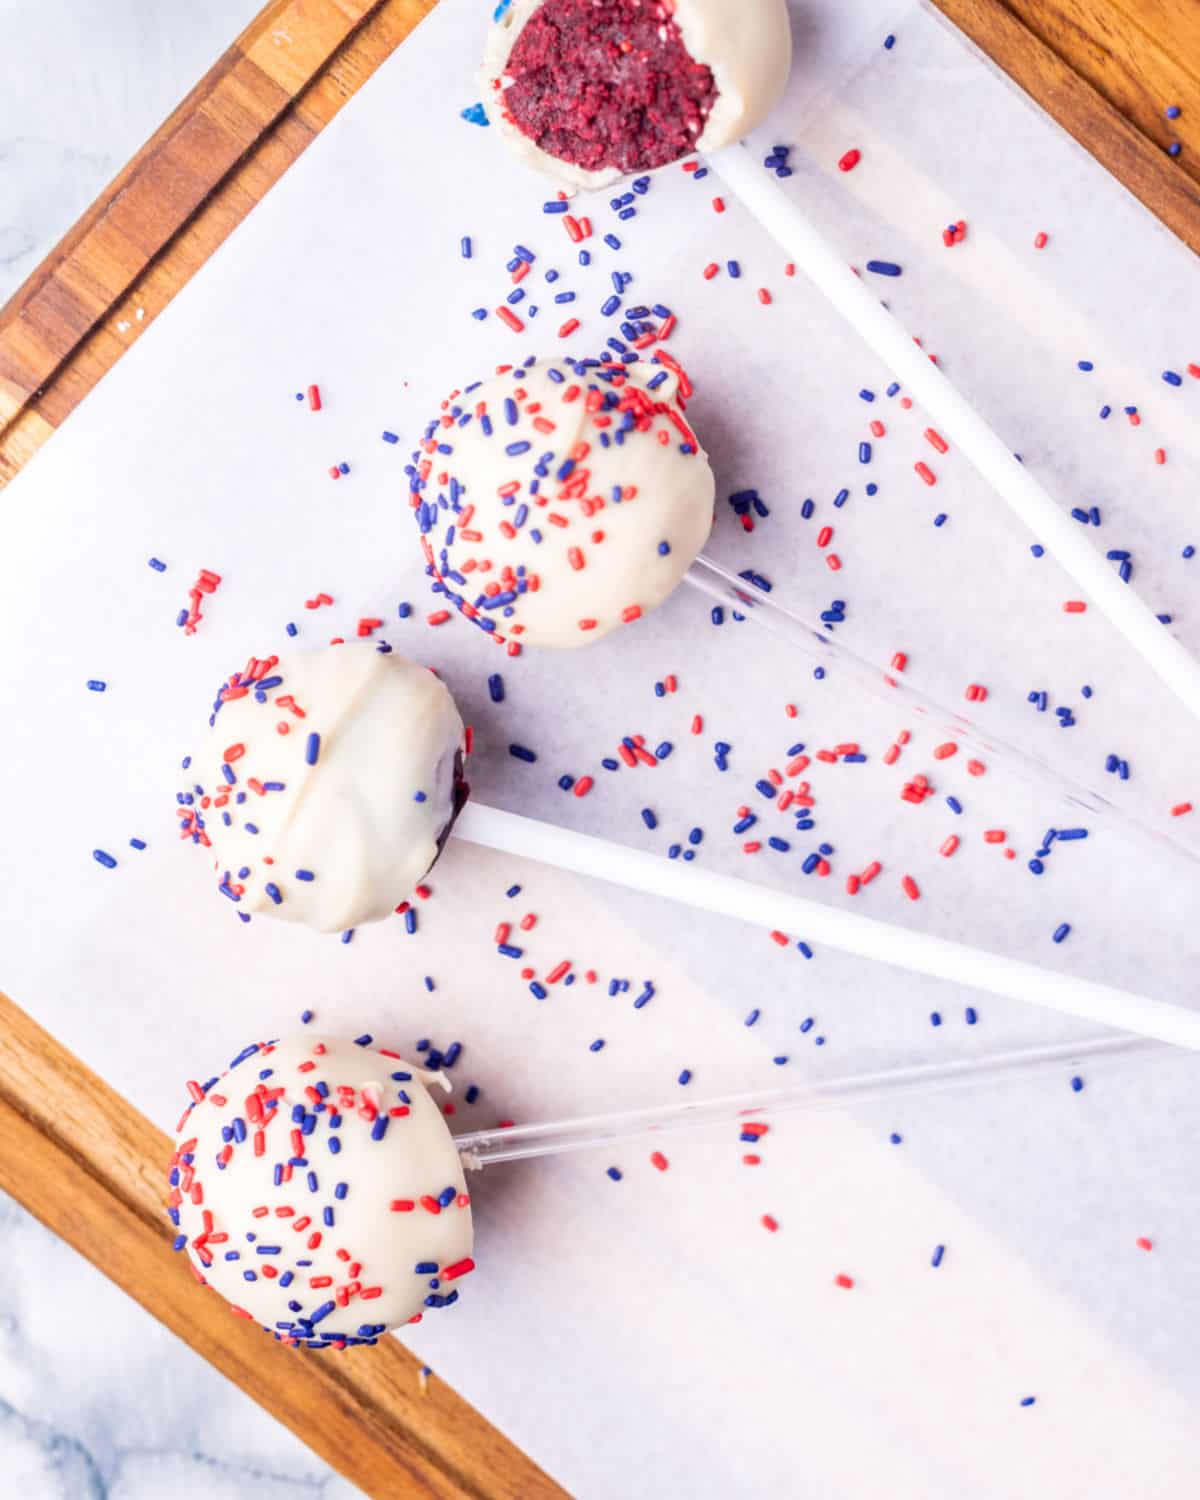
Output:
179 644 468 932
483 0 792 189
167 1034 474 1346
409 354 715 648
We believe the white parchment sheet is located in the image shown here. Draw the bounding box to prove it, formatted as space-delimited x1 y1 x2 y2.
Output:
1 1 1199 1494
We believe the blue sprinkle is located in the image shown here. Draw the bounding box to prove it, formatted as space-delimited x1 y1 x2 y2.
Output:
305 733 321 766
931 1244 945 1268
884 33 895 47
930 1012 942 1027
606 1167 623 1181
744 1008 760 1027
148 557 167 572
1030 544 1044 557
859 442 872 464
1070 1076 1084 1092
946 796 963 814
87 679 107 692
498 943 523 959
1163 370 1183 386
641 808 658 830
1077 359 1094 371
590 1039 605 1053
1168 142 1182 157
1052 922 1071 943
865 260 902 276
678 1069 692 1085
1020 1397 1037 1408
965 1007 978 1025
509 744 537 763
460 103 489 125
93 849 117 869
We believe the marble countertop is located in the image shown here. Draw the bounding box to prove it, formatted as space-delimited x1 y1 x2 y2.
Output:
1 6 359 1493
0 0 261 303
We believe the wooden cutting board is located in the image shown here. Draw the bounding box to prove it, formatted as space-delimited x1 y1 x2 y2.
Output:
0 1 1195 1495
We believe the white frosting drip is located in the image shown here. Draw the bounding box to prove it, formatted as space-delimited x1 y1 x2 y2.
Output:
411 358 714 648
188 645 465 933
482 0 792 191
170 1035 474 1343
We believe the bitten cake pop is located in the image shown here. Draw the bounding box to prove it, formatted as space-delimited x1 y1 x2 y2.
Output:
409 354 715 648
483 0 792 189
178 644 469 932
167 1034 474 1346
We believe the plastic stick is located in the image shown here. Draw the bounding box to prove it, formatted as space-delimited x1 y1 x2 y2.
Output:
454 802 1200 1050
455 1034 1166 1168
709 141 1200 726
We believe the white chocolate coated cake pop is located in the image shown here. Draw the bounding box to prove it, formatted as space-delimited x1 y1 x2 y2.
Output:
483 0 793 190
178 645 468 933
408 354 715 648
167 1034 474 1347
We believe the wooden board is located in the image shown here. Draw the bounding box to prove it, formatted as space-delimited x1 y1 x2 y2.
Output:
0 0 1196 1494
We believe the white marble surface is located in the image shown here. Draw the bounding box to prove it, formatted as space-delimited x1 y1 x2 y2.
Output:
0 1194 363 1498
0 0 261 303
1 4 360 1495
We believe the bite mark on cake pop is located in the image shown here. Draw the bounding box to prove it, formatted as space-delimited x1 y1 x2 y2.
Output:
498 0 718 177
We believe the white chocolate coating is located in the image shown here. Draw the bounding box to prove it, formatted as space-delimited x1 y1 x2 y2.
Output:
168 1035 474 1345
409 356 715 648
181 645 466 933
483 0 793 190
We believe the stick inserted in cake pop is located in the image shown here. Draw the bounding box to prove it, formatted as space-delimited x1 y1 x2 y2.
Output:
684 554 1199 868
455 1033 1167 1168
708 142 1200 727
455 802 1200 1051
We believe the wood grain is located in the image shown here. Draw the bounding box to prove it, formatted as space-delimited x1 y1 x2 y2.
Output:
929 0 1200 252
0 989 567 1500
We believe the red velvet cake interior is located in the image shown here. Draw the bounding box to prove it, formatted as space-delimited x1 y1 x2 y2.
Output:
500 0 719 175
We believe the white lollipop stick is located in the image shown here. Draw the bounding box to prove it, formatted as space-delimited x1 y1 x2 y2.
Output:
708 142 1200 726
455 1033 1166 1168
454 801 1200 1050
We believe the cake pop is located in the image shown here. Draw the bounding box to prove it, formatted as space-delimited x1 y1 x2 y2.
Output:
483 0 793 189
179 645 469 932
409 354 715 648
168 1034 473 1346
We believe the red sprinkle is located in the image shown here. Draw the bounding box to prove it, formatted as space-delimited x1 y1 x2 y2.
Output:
1063 600 1087 613
901 874 920 901
496 306 525 333
914 461 937 485
1136 1236 1153 1251
650 1151 669 1171
761 1214 779 1233
757 288 773 305
1171 802 1193 817
924 428 948 454
838 148 861 172
834 1273 855 1288
940 835 960 857
1034 231 1049 249
306 384 322 411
